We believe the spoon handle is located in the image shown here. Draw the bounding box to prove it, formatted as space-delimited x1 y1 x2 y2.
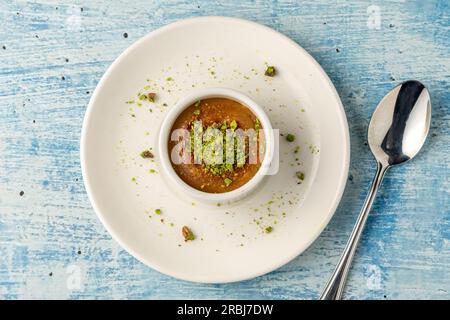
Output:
320 161 388 300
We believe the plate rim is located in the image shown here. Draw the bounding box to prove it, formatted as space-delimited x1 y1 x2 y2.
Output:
80 16 350 283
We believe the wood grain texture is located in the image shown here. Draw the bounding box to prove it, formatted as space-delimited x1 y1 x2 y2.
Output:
0 0 449 299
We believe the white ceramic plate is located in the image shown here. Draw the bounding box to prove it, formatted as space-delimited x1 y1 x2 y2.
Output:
81 16 350 283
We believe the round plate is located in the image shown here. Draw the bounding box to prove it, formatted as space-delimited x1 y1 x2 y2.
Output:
81 16 350 283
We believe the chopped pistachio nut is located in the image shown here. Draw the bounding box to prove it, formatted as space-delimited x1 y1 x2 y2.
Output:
224 178 233 187
166 76 173 81
155 209 161 215
294 145 300 154
140 150 154 159
147 92 156 102
195 120 245 176
193 109 201 116
296 171 305 181
182 226 195 241
194 100 201 107
286 134 295 142
149 169 156 173
265 226 273 233
138 94 147 101
264 66 276 77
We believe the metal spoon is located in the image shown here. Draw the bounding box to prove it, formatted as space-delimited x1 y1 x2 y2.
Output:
320 80 431 300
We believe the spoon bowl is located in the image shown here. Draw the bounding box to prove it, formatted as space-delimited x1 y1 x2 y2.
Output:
320 80 431 299
369 80 431 167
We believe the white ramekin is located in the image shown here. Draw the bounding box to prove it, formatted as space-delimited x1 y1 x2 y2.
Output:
158 87 274 204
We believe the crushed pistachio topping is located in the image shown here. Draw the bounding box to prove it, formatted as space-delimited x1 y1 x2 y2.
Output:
264 66 276 77
265 226 273 233
166 76 173 81
155 209 161 215
182 226 195 241
286 133 295 142
191 119 248 177
140 150 154 158
147 92 156 102
224 178 233 187
296 171 305 181
193 109 201 116
194 100 201 107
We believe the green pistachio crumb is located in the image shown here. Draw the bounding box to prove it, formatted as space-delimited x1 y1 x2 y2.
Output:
265 226 273 233
230 120 237 130
224 178 233 187
264 66 276 77
155 209 161 215
140 150 154 159
296 171 305 181
194 100 201 107
193 109 200 116
147 92 156 102
166 76 173 81
138 94 147 101
182 226 195 241
149 169 156 173
286 134 295 142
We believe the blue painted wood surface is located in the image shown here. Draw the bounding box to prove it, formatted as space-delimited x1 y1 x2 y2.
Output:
0 0 449 299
